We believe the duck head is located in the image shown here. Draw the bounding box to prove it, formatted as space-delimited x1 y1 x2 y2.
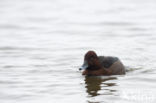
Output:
79 51 101 71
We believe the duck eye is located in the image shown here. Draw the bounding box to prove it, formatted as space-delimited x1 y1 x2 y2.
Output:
91 56 95 58
90 56 94 60
91 58 94 61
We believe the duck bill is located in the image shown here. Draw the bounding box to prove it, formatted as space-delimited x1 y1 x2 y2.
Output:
79 60 88 70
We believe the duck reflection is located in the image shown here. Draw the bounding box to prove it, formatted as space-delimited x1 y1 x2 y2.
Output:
84 76 117 97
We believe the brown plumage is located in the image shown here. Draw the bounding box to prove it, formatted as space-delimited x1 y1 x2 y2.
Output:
79 51 125 76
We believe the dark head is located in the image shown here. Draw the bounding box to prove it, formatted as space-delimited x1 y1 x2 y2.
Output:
79 51 101 71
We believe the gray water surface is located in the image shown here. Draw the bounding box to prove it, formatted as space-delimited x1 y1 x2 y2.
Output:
0 0 156 103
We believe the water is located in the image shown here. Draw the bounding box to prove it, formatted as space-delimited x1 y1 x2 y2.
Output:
0 0 156 103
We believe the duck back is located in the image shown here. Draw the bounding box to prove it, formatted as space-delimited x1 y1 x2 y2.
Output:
98 56 119 68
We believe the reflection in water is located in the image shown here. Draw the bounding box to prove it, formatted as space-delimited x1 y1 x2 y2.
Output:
84 76 117 97
88 101 100 103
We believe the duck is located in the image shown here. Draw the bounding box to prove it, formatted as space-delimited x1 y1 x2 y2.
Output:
79 51 125 76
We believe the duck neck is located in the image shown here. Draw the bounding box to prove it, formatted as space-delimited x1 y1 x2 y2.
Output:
89 59 102 71
96 59 103 69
